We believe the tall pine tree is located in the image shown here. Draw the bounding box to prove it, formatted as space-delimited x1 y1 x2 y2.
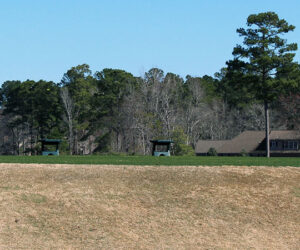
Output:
225 12 298 157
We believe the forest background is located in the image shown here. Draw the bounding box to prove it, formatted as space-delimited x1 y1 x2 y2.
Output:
0 11 299 156
0 62 299 156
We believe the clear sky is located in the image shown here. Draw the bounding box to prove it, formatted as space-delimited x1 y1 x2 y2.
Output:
0 0 299 85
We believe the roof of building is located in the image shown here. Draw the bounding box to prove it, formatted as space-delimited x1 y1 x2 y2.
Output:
270 130 300 140
195 140 227 153
195 130 300 154
40 139 62 143
150 140 174 144
217 131 265 154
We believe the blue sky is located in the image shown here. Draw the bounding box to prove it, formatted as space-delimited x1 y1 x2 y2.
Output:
0 0 299 84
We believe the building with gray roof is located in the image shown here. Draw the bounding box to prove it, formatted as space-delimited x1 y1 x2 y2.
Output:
196 130 300 157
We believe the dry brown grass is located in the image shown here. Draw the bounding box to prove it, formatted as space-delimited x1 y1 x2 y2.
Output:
0 164 299 249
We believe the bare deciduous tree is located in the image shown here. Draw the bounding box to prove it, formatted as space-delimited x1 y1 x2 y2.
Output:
60 87 74 155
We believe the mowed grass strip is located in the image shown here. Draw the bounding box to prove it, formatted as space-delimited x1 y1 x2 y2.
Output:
0 164 299 249
0 155 299 167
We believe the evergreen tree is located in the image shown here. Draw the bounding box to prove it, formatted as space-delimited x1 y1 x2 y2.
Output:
224 12 298 157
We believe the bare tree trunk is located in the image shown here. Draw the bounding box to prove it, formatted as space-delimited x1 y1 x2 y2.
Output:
116 131 120 152
60 88 74 155
69 123 74 155
142 130 147 155
74 131 78 155
23 136 25 155
264 101 270 158
262 33 270 158
16 131 20 156
89 136 92 155
30 123 33 155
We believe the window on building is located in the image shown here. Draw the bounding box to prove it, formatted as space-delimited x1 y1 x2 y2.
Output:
270 141 277 150
283 140 299 150
270 140 284 150
292 141 298 150
155 144 168 152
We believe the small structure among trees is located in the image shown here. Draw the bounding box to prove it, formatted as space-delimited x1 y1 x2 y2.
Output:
40 139 61 156
150 140 173 156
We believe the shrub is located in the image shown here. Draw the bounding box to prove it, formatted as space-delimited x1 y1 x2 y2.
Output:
207 147 218 156
171 127 194 156
240 149 248 157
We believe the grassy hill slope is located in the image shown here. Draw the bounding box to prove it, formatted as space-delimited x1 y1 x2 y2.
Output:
0 164 299 249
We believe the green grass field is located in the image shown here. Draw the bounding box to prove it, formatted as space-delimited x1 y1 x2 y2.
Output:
0 155 299 167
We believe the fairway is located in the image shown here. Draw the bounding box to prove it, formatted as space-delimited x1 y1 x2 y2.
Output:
0 163 299 249
0 155 299 167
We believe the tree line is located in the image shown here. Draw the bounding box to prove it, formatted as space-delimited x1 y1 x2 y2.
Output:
0 12 299 156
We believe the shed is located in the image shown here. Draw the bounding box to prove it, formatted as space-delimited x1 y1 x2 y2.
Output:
40 139 62 156
150 140 174 156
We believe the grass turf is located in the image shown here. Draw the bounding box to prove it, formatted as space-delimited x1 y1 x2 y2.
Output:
0 155 299 167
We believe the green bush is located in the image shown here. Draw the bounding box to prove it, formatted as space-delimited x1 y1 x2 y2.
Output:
240 149 248 157
171 127 194 156
207 147 218 156
175 143 195 156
